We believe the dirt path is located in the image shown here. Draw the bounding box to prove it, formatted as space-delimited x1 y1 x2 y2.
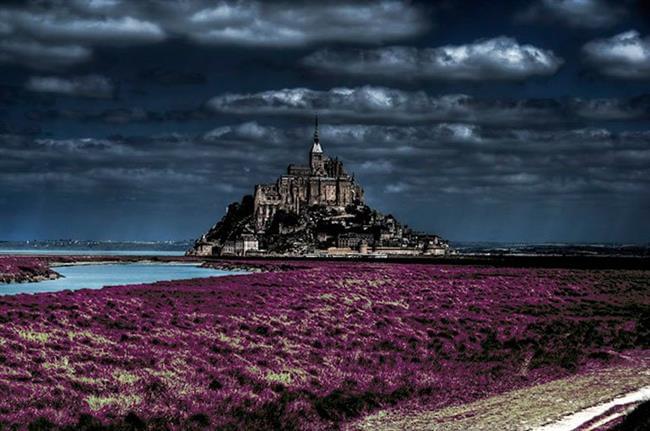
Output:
351 363 650 431
534 386 650 431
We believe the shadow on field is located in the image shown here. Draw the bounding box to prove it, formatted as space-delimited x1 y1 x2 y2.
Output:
613 400 650 431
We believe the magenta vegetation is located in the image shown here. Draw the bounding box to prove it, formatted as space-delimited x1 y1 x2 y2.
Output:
0 261 648 429
0 256 55 283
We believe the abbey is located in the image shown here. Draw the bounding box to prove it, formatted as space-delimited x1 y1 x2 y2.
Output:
253 117 364 229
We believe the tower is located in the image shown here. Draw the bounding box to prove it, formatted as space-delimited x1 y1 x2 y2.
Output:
309 115 326 175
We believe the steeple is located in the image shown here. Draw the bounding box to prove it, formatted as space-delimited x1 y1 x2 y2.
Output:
311 114 323 154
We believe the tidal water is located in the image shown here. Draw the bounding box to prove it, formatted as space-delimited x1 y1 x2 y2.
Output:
2 263 244 295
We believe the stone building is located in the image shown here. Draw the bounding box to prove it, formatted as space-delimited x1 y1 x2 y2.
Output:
337 232 375 249
253 117 364 230
221 234 259 256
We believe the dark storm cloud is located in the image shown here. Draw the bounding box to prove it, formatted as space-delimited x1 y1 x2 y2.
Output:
302 37 563 81
206 86 564 124
170 1 428 47
8 12 164 45
0 0 163 69
515 0 626 29
2 122 648 204
17 87 650 133
0 132 260 196
319 125 650 200
570 94 650 119
0 0 428 70
582 30 650 79
206 86 650 125
25 75 114 98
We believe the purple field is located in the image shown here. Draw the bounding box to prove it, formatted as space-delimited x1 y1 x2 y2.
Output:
0 257 648 429
0 256 54 283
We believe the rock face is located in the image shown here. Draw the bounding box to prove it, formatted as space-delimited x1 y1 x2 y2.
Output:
188 118 448 257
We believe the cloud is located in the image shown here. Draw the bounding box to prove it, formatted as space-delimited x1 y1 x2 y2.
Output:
0 132 270 196
18 86 650 128
178 1 428 47
385 182 410 193
358 160 394 174
570 95 650 119
302 37 563 81
0 1 428 69
206 86 560 124
206 86 650 125
515 0 626 29
15 13 165 45
3 123 649 204
582 30 650 79
25 75 114 98
0 2 164 69
202 121 292 146
0 39 91 69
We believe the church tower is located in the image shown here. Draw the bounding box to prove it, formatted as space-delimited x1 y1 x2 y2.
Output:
309 115 326 176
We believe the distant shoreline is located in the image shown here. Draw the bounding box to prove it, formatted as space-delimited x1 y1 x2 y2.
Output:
3 253 649 286
200 254 650 270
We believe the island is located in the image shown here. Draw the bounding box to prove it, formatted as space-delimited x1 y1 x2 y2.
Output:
188 117 449 257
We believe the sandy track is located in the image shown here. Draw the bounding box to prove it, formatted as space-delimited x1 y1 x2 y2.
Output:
352 361 650 431
535 386 650 431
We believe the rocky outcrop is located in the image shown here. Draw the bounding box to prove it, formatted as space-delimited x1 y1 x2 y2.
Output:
188 195 448 256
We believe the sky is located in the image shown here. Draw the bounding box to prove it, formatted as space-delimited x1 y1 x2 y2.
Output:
1 0 650 243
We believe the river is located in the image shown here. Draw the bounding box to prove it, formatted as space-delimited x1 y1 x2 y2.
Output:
1 263 244 295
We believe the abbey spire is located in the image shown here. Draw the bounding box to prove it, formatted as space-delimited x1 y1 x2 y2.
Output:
311 115 323 154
